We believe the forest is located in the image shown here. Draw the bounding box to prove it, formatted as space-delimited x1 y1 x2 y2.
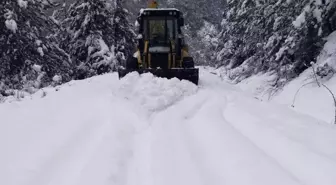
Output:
1 0 335 96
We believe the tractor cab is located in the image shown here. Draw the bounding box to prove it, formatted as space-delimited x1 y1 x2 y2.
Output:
117 1 199 85
136 8 185 69
139 9 184 45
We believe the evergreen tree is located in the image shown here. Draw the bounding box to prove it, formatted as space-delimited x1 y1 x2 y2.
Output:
62 0 135 79
124 0 148 22
216 0 336 87
113 0 136 68
0 0 71 94
164 0 225 64
62 0 114 79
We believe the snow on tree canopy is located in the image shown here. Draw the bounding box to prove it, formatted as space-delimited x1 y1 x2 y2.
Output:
215 0 336 88
0 0 72 93
52 75 62 83
292 0 324 28
62 0 135 79
5 19 17 33
17 0 28 8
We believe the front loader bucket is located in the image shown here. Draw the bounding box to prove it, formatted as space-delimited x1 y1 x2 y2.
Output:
118 68 199 85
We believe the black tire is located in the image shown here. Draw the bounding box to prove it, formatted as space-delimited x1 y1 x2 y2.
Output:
126 57 138 70
182 57 195 68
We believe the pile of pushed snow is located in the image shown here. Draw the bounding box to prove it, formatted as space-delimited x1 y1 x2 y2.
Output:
115 72 198 114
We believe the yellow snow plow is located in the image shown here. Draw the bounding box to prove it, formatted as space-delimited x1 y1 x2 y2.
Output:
118 1 199 85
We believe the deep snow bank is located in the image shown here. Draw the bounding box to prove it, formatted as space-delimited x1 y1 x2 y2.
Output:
215 31 336 124
0 71 200 185
273 31 336 123
0 73 137 185
123 69 336 185
2 68 336 185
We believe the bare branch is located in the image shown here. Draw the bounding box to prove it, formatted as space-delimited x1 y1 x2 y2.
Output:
291 82 315 107
292 64 336 124
322 84 336 124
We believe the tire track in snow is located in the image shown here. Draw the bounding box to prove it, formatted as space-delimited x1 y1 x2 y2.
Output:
150 107 207 185
235 97 336 161
135 89 302 185
74 117 135 185
10 95 137 185
125 125 154 185
179 94 302 185
219 103 304 185
220 88 336 161
125 92 212 185
252 111 336 162
26 117 134 185
223 101 336 185
26 119 111 185
6 69 336 185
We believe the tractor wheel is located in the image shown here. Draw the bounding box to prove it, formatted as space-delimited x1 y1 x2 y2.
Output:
126 57 139 70
182 57 195 68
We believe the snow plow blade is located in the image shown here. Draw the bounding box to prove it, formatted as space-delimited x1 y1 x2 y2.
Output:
118 68 199 85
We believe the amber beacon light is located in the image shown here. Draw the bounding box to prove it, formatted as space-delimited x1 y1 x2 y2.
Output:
148 0 158 8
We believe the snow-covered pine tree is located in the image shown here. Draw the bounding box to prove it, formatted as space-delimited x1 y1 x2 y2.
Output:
216 0 336 88
321 0 336 36
62 0 135 79
124 0 147 22
164 0 225 65
216 0 256 71
113 0 136 68
0 0 71 95
62 0 116 79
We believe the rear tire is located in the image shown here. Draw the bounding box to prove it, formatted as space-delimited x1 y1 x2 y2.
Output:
182 57 195 68
126 57 138 70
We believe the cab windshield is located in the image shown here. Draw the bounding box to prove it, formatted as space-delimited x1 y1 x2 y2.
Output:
144 17 177 44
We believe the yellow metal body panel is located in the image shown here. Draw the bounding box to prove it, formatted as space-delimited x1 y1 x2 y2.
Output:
136 49 142 66
148 53 152 67
144 41 149 53
182 47 189 58
143 41 149 67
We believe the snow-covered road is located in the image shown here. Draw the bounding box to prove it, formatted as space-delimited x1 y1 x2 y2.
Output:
2 68 336 185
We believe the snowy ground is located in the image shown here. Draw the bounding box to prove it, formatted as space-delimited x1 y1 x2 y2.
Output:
221 31 336 124
1 68 336 185
272 31 336 123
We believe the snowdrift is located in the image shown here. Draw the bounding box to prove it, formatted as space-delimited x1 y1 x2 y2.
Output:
1 69 336 185
216 31 336 124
